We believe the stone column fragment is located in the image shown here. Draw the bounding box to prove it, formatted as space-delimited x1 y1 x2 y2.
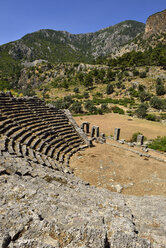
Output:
114 128 120 141
137 135 144 145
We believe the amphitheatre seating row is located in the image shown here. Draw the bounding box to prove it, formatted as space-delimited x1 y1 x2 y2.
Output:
0 92 88 169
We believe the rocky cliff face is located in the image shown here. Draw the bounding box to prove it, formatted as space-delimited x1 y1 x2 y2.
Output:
144 9 166 38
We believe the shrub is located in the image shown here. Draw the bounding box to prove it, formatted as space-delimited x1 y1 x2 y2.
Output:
150 96 165 110
101 103 109 113
95 92 103 98
126 110 134 116
0 79 12 91
73 87 79 93
135 103 148 118
156 77 162 85
156 83 165 96
146 114 157 121
84 100 97 114
139 71 147 78
116 81 122 89
106 84 114 94
70 101 83 113
83 92 89 99
138 84 145 92
133 70 139 76
112 106 125 115
97 108 103 115
139 91 151 102
84 73 93 88
130 132 143 142
148 136 166 152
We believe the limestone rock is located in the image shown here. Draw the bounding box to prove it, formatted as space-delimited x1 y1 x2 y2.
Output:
145 9 166 38
0 151 166 247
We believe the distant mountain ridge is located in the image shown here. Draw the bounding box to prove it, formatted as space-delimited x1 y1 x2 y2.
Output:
1 20 145 63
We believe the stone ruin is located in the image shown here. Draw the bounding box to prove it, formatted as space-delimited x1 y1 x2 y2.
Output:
0 92 166 247
0 92 90 172
80 122 106 144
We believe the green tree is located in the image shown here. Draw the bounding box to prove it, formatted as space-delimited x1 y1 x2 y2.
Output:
156 83 165 96
135 103 148 118
84 100 97 114
106 84 114 94
70 101 83 113
84 73 93 88
150 97 166 110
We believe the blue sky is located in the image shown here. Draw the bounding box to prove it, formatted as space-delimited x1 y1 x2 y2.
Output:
0 0 165 45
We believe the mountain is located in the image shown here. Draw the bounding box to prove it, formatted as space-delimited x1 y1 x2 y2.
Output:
0 20 145 63
114 9 166 57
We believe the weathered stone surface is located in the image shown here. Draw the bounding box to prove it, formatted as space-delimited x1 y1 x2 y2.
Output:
0 151 166 247
145 9 166 38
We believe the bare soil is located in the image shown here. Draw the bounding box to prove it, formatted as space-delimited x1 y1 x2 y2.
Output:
74 113 166 140
70 114 166 196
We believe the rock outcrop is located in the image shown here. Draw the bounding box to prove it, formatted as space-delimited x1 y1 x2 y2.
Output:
0 150 166 248
144 9 166 38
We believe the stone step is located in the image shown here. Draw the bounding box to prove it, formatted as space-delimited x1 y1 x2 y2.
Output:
48 140 67 158
58 141 81 163
38 137 63 154
65 145 88 165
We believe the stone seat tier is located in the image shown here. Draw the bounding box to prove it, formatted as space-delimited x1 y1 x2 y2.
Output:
0 116 7 121
1 111 37 119
0 99 12 104
42 133 79 155
0 123 18 135
47 139 69 158
55 141 81 162
58 142 82 163
4 126 23 137
15 118 43 126
30 135 54 151
64 136 83 144
63 133 82 141
5 128 30 142
65 145 88 165
0 119 14 130
38 137 64 154
0 108 32 114
10 114 40 122
25 104 60 112
12 117 68 130
39 115 68 121
34 114 68 121
49 136 82 159
0 105 31 111
24 123 70 134
16 132 32 144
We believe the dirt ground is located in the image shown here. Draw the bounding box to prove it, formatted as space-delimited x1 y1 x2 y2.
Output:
74 113 166 140
70 114 166 196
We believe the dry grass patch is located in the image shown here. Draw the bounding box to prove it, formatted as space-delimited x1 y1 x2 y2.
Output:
74 113 166 140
